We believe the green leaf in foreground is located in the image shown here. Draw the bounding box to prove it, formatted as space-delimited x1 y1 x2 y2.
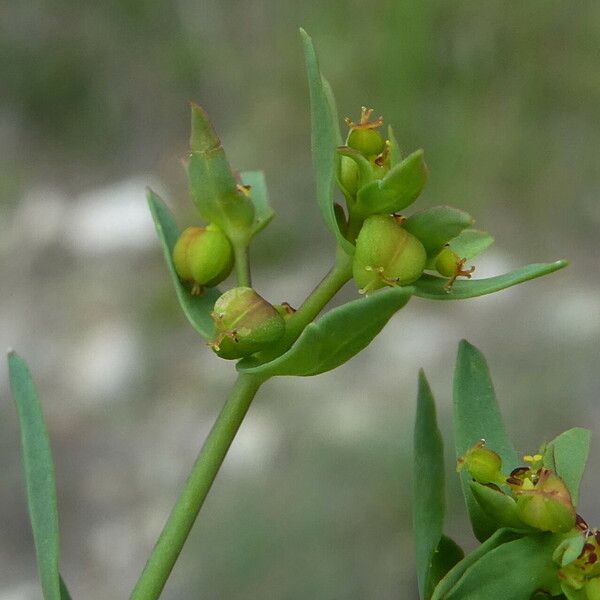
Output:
543 428 591 507
438 534 561 600
428 536 464 598
413 261 567 300
240 170 275 236
300 28 354 255
8 351 62 600
414 371 446 599
454 340 519 541
431 528 518 600
237 286 413 377
147 188 220 340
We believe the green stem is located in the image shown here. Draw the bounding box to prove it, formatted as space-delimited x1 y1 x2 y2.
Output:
129 373 265 600
232 241 252 287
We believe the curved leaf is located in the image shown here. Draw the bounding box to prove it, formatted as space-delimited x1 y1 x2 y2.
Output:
439 534 561 600
414 371 446 599
543 428 591 507
8 352 61 600
469 481 529 531
300 28 354 255
413 260 567 300
237 286 413 377
240 170 275 236
431 528 518 600
428 536 464 598
454 341 519 541
147 189 220 340
448 229 494 260
404 206 474 257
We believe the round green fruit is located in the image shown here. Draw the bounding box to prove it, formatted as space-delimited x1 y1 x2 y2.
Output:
353 215 426 293
172 224 234 292
210 287 286 359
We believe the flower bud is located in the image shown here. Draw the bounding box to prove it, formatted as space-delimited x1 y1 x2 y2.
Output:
352 215 426 294
209 287 286 359
457 440 504 485
173 225 234 293
515 468 576 533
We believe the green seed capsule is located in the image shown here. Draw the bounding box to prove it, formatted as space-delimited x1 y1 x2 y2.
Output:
434 245 475 289
456 440 504 485
514 468 576 533
209 287 286 359
172 224 234 294
345 106 386 157
353 214 426 294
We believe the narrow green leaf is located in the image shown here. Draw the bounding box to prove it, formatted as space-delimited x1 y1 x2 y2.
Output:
431 528 518 600
240 170 275 236
454 340 519 541
237 286 413 377
428 536 464 596
439 534 562 600
300 28 354 255
8 352 61 600
448 229 494 260
413 261 568 300
414 371 446 599
404 206 474 257
147 189 220 340
544 428 591 507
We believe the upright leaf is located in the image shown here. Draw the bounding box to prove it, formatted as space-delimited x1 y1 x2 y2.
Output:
147 189 220 339
428 536 464 597
8 352 61 600
300 28 354 255
413 371 446 599
60 576 73 600
237 286 413 377
438 534 561 600
544 428 591 507
413 261 567 300
240 170 275 236
453 341 519 541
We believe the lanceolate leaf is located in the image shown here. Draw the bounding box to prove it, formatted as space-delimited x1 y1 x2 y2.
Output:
237 286 413 377
414 371 446 599
8 352 62 600
413 260 567 300
431 528 518 600
240 170 275 236
543 428 591 507
454 341 519 541
300 28 354 255
438 534 561 600
469 481 529 531
147 189 220 340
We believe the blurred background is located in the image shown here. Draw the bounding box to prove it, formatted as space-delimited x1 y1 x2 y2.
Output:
1 1 599 598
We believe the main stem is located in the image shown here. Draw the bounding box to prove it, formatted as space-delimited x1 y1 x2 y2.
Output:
129 373 265 600
232 241 252 287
